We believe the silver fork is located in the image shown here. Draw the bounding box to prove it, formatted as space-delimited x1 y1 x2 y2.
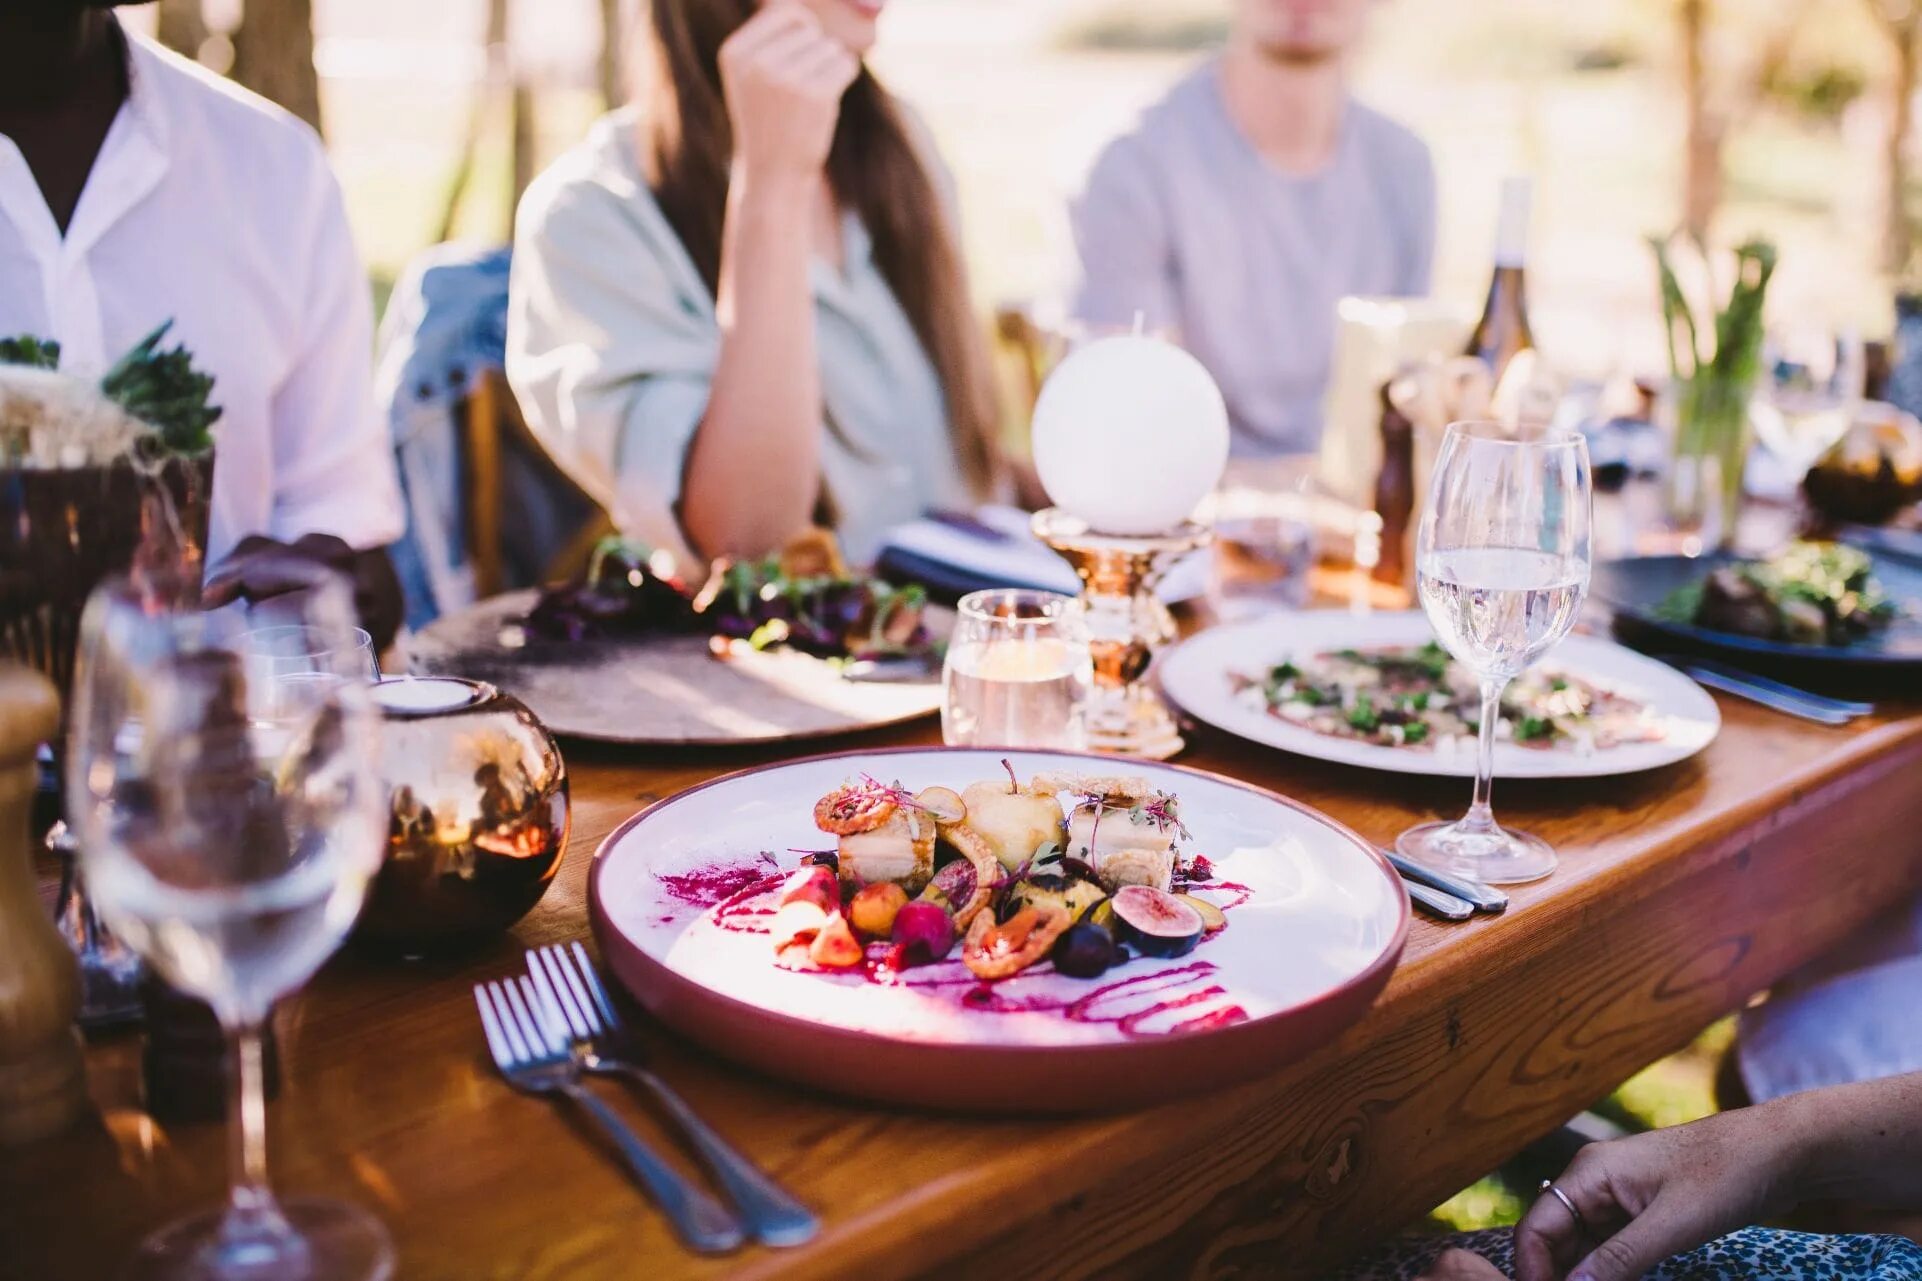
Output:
473 977 745 1254
530 943 821 1247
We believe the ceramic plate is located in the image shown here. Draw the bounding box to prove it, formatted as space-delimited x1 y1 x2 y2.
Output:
1594 552 1922 678
1159 613 1720 780
408 591 944 746
589 748 1406 1112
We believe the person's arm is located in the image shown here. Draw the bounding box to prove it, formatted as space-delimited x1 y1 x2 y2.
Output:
1066 135 1179 334
676 2 858 559
206 130 404 647
1512 1071 1922 1281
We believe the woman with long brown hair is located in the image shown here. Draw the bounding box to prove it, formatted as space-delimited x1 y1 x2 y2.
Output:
506 0 999 566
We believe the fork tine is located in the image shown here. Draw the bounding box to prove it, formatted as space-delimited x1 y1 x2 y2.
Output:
474 984 513 1069
570 941 625 1032
517 975 568 1056
488 977 534 1054
547 945 603 1036
499 977 553 1054
534 946 594 1040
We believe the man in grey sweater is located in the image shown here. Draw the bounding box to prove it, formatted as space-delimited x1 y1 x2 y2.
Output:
1068 0 1435 457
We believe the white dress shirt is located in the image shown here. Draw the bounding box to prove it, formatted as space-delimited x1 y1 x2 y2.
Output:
0 27 403 566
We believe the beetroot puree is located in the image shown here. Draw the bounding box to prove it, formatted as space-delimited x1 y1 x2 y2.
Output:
663 860 1254 1039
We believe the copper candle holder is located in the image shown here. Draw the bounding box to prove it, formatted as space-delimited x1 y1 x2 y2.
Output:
1032 508 1209 761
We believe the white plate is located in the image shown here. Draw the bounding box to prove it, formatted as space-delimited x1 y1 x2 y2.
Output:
1159 612 1721 779
589 748 1407 1110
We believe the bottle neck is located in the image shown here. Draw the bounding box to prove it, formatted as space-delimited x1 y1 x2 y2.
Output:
1493 178 1532 269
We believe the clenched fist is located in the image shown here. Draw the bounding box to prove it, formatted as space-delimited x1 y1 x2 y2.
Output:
719 3 861 182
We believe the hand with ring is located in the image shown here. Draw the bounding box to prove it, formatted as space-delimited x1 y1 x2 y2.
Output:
1512 1109 1795 1281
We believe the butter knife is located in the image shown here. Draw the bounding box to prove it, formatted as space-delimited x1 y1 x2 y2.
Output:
1401 874 1474 921
1384 848 1509 914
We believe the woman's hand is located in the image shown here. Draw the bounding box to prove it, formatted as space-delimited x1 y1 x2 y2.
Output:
719 2 860 183
1513 1108 1798 1281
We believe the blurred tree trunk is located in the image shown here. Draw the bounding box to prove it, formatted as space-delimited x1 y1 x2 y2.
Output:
597 0 625 109
1679 0 1725 239
1870 1 1922 272
434 0 512 243
155 0 208 59
231 0 324 138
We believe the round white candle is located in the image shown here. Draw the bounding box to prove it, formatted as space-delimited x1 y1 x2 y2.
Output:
1031 333 1230 536
373 677 483 714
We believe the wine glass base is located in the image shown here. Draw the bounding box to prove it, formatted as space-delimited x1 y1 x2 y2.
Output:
1397 820 1557 886
122 1197 393 1281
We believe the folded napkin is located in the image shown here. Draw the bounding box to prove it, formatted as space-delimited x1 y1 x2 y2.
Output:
876 505 1206 604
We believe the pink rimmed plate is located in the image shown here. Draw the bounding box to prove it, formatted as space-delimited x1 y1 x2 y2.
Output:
589 748 1407 1112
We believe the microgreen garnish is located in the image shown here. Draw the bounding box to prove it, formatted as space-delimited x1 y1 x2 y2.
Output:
1128 792 1191 841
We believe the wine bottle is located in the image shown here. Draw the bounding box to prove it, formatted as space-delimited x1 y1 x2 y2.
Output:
1465 176 1536 380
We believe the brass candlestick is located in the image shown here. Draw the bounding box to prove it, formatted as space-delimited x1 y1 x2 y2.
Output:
1032 509 1209 761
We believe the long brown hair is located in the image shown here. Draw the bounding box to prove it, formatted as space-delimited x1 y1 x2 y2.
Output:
637 0 998 496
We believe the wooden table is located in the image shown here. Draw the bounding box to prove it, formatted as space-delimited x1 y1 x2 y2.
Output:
9 689 1922 1281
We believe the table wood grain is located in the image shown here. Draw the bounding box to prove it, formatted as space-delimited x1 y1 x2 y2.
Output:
7 691 1922 1281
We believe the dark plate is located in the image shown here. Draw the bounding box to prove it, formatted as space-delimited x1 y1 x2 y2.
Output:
1593 550 1922 687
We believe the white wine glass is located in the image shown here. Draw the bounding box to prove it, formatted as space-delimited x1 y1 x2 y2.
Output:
67 564 391 1281
1398 421 1593 884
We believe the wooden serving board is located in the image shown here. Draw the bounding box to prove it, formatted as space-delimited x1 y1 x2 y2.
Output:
406 591 944 746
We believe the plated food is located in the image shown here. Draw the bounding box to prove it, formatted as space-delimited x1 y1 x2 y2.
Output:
1159 614 1720 780
588 748 1406 1111
1231 641 1669 754
524 529 933 665
1595 544 1922 677
769 767 1227 986
1656 541 1899 648
409 530 948 746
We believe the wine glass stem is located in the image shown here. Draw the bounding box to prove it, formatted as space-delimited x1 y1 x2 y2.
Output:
213 1019 302 1271
1461 676 1506 835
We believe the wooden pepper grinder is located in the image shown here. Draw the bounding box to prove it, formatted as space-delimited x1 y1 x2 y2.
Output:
0 664 89 1144
1373 378 1417 588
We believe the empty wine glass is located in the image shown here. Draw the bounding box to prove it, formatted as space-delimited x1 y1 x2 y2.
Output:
242 625 380 684
67 563 391 1281
1397 421 1593 885
1752 326 1864 484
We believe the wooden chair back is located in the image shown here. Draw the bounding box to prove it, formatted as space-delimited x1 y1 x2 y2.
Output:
460 370 613 597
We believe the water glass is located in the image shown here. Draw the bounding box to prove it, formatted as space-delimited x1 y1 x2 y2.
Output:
1397 421 1593 885
941 589 1092 750
1206 493 1316 619
67 563 392 1281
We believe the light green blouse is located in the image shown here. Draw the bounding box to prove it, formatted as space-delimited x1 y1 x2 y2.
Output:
505 108 972 567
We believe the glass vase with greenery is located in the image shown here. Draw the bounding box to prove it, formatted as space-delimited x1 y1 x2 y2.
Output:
1649 235 1777 550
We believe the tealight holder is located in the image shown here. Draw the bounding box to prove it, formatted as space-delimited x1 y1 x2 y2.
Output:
354 676 570 956
1033 508 1210 760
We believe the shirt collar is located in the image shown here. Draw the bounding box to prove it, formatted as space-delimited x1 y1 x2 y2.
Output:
118 26 176 156
59 24 173 261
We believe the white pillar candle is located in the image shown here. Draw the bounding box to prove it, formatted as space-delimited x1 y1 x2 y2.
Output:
1031 333 1230 536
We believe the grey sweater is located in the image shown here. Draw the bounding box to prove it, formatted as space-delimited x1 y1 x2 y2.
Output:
1069 61 1435 457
